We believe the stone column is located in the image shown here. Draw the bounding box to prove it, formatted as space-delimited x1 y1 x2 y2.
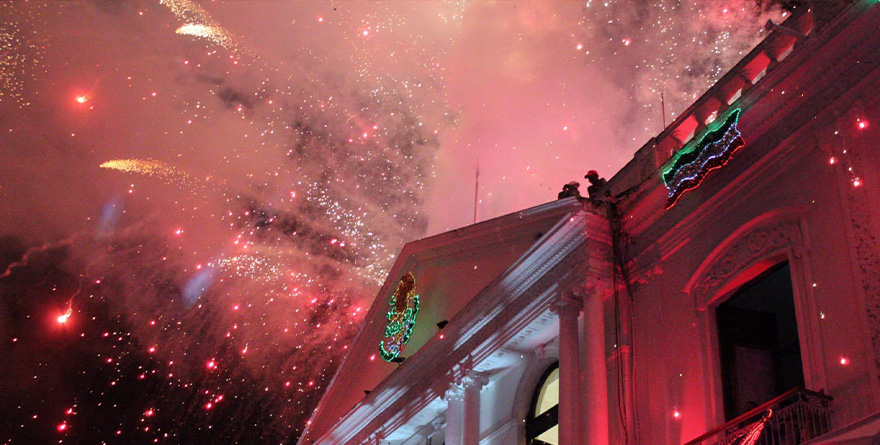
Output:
555 293 583 444
461 370 488 445
580 282 610 445
445 384 465 445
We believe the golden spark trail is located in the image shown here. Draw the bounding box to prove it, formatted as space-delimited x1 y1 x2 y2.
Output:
160 0 242 53
159 0 213 24
175 24 235 50
100 159 202 190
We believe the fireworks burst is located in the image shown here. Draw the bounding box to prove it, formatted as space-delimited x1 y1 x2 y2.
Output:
159 0 214 25
0 1 793 443
176 24 236 51
160 0 243 53
99 159 210 191
209 255 282 283
0 2 44 107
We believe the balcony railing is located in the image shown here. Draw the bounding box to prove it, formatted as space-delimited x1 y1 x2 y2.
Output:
685 387 833 445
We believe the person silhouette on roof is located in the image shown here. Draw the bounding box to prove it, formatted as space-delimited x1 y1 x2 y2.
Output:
585 170 607 198
557 181 582 200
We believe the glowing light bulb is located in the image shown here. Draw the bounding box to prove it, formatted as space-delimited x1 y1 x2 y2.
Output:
853 178 862 187
673 409 681 419
857 119 868 130
840 357 849 365
75 95 87 104
829 156 836 165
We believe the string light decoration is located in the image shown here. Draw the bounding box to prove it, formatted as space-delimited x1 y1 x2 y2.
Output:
379 272 420 362
662 109 745 208
729 409 773 445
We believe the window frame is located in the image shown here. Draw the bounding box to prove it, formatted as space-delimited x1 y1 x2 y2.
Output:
526 362 560 445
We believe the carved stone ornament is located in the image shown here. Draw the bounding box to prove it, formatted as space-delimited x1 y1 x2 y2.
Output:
444 384 464 402
460 370 489 390
835 111 880 376
688 218 802 305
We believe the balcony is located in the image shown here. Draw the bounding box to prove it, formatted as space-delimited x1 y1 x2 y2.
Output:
685 387 833 445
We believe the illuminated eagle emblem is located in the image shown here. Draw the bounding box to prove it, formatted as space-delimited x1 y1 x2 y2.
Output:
379 272 420 362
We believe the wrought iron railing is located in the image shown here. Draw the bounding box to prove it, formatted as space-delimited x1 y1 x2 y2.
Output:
685 387 833 445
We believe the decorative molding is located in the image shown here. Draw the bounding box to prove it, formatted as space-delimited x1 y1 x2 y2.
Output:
461 370 489 391
835 107 880 377
535 338 560 360
551 291 582 312
444 384 464 402
574 274 614 303
686 212 804 308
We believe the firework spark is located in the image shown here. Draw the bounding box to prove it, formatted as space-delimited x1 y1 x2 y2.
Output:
99 159 209 190
209 255 282 283
0 2 44 107
175 24 235 51
159 0 213 25
57 306 72 324
160 0 242 53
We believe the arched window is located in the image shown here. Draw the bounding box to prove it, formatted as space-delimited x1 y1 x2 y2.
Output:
526 362 559 445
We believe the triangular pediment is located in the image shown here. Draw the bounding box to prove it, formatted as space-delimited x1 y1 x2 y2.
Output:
299 197 586 444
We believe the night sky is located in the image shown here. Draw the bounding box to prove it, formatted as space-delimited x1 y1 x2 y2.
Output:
1 1 793 443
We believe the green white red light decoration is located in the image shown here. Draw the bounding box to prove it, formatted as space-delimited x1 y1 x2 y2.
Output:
663 109 745 208
379 272 420 361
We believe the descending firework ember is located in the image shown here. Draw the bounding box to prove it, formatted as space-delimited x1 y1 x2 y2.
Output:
175 24 235 51
209 255 282 283
160 0 242 53
0 2 43 107
57 306 72 324
159 0 213 25
99 159 206 190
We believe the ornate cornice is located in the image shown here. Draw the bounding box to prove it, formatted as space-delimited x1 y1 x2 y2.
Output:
685 210 806 309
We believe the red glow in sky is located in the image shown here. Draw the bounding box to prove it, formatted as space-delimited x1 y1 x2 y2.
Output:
1 1 790 442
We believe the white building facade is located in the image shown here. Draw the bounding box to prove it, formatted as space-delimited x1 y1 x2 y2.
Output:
301 2 880 444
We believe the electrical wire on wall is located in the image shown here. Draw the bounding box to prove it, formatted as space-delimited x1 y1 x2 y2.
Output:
599 185 639 445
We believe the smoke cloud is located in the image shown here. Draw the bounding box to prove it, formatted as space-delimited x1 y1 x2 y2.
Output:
0 0 789 442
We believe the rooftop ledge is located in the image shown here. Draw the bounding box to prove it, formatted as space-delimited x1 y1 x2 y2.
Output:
606 1 825 199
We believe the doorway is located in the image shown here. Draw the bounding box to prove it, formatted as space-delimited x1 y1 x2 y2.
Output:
716 262 805 420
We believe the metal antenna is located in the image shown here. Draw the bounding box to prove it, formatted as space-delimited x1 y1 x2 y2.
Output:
473 158 480 224
661 92 667 129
